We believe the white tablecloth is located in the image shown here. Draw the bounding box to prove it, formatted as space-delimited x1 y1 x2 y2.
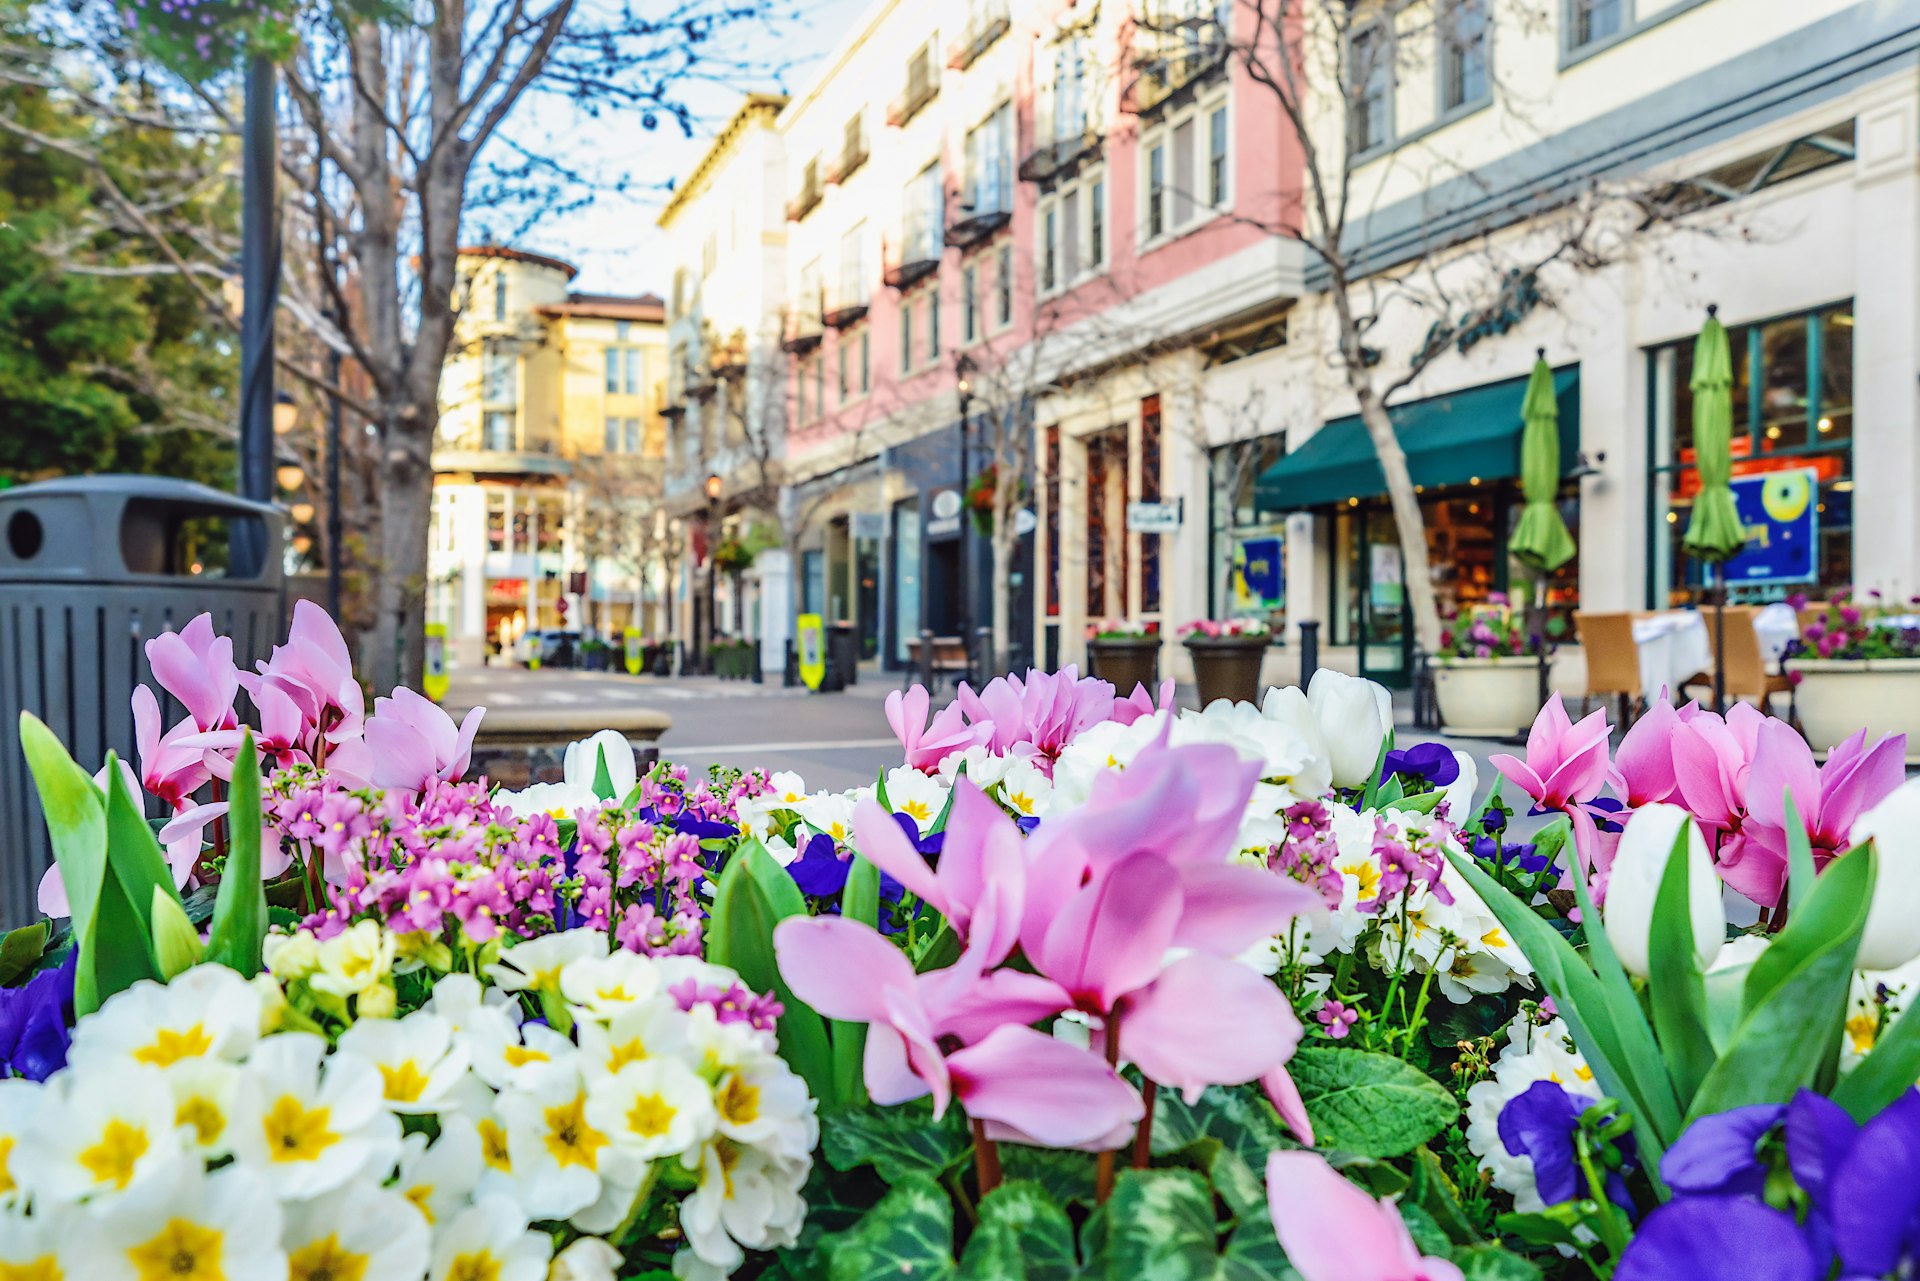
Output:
1753 602 1799 661
1634 612 1712 704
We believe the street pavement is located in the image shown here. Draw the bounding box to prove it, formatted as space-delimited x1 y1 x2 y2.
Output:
446 663 1537 800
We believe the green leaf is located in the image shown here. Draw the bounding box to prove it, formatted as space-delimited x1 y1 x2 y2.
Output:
1399 1203 1453 1261
1688 841 1873 1121
21 712 154 1014
149 885 205 978
1455 1245 1546 1281
1095 1168 1218 1281
1148 1082 1297 1174
1409 1145 1480 1246
0 923 49 987
1287 1047 1456 1159
1446 848 1676 1173
957 1181 1078 1281
204 733 268 976
823 1175 956 1281
833 855 881 1107
591 744 616 802
103 751 180 936
1647 822 1716 1107
999 1143 1098 1208
913 923 963 975
1219 1216 1297 1281
821 1100 970 1185
708 840 835 1105
1784 792 1817 918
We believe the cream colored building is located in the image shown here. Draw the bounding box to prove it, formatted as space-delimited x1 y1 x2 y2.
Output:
432 246 669 665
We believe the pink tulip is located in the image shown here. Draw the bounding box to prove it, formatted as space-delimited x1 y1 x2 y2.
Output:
1267 1151 1463 1281
885 686 990 773
363 688 484 792
849 777 1025 957
1726 721 1905 908
146 614 239 732
1490 697 1611 813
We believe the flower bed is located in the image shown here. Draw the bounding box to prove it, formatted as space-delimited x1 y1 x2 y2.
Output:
7 609 1920 1281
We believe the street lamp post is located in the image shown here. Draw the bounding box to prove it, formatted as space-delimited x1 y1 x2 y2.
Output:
954 354 974 682
705 472 723 674
236 55 279 576
326 314 344 618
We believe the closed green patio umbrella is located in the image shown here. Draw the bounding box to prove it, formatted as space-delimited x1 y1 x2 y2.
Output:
1508 351 1576 709
1681 306 1749 709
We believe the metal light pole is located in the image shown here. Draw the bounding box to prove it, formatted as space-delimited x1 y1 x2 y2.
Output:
236 55 279 575
326 332 344 618
955 354 974 677
705 472 723 673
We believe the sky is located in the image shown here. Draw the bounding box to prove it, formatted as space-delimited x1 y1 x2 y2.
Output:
480 0 872 297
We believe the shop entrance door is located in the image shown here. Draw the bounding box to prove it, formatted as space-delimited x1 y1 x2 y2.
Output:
1358 512 1411 688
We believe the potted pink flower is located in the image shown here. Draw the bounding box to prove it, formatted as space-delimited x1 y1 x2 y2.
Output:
1431 606 1544 737
1084 618 1161 691
1180 617 1271 706
1787 588 1920 760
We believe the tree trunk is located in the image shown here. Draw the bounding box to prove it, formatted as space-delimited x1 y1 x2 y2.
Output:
364 409 433 693
1354 392 1442 654
989 527 1015 675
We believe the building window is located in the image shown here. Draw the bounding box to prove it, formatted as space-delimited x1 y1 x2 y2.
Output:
604 417 643 453
493 273 507 322
995 244 1013 326
1147 143 1167 238
859 326 871 393
616 320 632 341
1646 302 1855 607
815 355 826 420
1042 206 1058 292
1090 177 1106 265
838 338 850 403
483 411 516 451
484 346 516 403
1206 434 1287 621
964 104 1014 217
928 285 942 359
901 303 915 374
1208 105 1229 205
1349 24 1391 154
604 348 620 393
1441 0 1489 110
1141 396 1163 614
963 266 979 343
1570 0 1623 49
624 348 640 394
906 162 943 262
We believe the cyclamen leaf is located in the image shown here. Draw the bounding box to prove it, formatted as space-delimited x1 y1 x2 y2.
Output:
823 1175 956 1281
999 1143 1099 1208
1455 1245 1547 1281
821 1099 969 1185
1287 1046 1456 1159
1094 1168 1218 1281
956 1181 1078 1281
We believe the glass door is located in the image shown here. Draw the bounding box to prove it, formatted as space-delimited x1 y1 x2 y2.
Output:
1358 510 1410 687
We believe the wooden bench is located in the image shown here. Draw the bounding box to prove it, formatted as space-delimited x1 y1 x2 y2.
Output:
904 634 970 689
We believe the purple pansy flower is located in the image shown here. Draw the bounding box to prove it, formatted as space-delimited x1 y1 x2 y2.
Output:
1382 742 1460 788
1497 1079 1633 1211
0 952 76 1081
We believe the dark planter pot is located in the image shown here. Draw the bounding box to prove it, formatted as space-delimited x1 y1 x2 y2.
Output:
1086 636 1161 693
1184 636 1270 707
581 649 610 671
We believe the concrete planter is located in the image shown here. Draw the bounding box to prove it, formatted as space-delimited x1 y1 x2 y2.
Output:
1086 636 1160 692
1184 636 1269 707
1434 656 1544 738
1788 658 1920 761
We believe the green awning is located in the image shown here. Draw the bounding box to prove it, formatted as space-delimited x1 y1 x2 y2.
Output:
1256 367 1580 512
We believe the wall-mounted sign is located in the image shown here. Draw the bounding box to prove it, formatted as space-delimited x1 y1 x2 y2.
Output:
852 511 888 540
1725 467 1819 585
796 613 827 690
928 488 963 538
1127 499 1184 533
1014 507 1038 537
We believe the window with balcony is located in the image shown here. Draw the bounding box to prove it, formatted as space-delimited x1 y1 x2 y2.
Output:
1441 0 1490 111
1349 23 1392 155
483 411 517 451
950 0 1009 70
789 157 824 222
827 222 871 329
888 162 945 289
953 105 1014 247
833 112 869 183
1130 0 1229 119
890 43 940 126
1026 35 1096 182
1569 0 1623 50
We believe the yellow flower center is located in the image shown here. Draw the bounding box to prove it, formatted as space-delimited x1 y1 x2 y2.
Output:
625 1093 677 1139
1848 1012 1879 1055
379 1062 430 1104
445 1254 502 1281
127 1219 223 1281
1006 791 1034 814
542 1094 610 1170
900 798 933 823
0 1257 62 1281
262 1096 341 1164
716 1075 761 1127
78 1119 149 1189
596 986 632 1004
289 1234 370 1281
1481 928 1509 950
134 1025 213 1068
607 1038 649 1073
1575 1064 1594 1082
175 1097 226 1147
502 1045 548 1068
829 821 847 841
1344 861 1381 897
477 1118 511 1173
404 1184 435 1224
0 1135 14 1197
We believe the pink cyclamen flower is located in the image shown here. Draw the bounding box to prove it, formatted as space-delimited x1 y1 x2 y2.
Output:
1610 697 1681 808
363 688 485 792
241 599 366 751
145 613 240 733
850 776 1026 957
1489 696 1611 813
885 685 990 773
1267 1151 1463 1281
956 666 1116 763
1111 677 1177 727
129 685 210 808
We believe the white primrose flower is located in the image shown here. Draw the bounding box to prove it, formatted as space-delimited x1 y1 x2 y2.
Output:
485 928 609 997
470 1020 578 1092
793 790 859 845
1049 713 1168 809
309 920 399 999
1464 1012 1598 1214
552 1237 624 1281
227 1033 402 1200
995 758 1053 820
0 1080 39 1209
161 1055 245 1157
282 1183 430 1281
394 1118 484 1227
0 1202 74 1278
1173 698 1333 809
937 745 1014 789
559 950 664 1021
16 1063 182 1204
677 1139 810 1277
712 1055 819 1162
427 1199 553 1281
576 1001 693 1082
882 766 949 834
336 1011 472 1114
586 1057 717 1163
72 1159 285 1281
67 965 262 1072
492 1062 622 1221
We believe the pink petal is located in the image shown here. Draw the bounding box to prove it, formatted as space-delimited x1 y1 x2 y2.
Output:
863 1026 932 1106
1818 730 1905 838
1267 1151 1460 1281
1261 1063 1314 1145
364 716 436 791
1613 698 1679 807
948 1024 1144 1149
1170 864 1321 954
1487 753 1547 807
849 797 949 917
160 800 227 849
920 966 1072 1045
773 916 916 1024
1036 849 1182 1012
1120 954 1303 1097
451 706 486 780
37 864 70 918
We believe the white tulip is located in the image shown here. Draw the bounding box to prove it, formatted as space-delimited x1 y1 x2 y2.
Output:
1603 802 1723 978
1305 669 1394 789
1848 778 1920 971
564 729 638 799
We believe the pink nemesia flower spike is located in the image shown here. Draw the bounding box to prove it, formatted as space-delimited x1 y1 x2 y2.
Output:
1267 1151 1463 1281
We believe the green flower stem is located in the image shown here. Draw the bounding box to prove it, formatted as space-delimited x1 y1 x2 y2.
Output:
1576 1133 1629 1269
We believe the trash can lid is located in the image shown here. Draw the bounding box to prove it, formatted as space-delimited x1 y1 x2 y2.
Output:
0 474 284 584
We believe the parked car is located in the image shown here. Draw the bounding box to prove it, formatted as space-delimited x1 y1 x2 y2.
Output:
512 629 580 668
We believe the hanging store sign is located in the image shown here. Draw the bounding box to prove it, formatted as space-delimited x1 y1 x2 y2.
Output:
1127 499 1184 533
851 512 888 540
928 489 964 537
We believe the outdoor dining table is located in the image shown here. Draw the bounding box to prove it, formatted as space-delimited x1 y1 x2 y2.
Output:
1630 603 1800 704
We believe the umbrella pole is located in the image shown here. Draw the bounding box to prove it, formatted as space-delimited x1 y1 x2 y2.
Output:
1713 563 1727 715
1534 572 1550 711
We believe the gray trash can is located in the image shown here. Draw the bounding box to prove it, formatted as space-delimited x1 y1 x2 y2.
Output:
0 476 285 926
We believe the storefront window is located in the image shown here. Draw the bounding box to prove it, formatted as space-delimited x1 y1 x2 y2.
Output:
1208 435 1286 624
1647 302 1853 606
